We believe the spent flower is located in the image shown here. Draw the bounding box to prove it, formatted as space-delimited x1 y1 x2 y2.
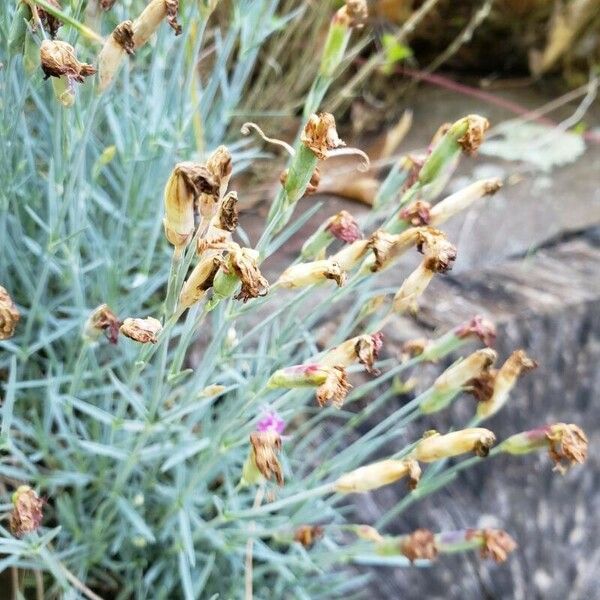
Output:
10 486 44 537
0 285 20 340
120 317 162 344
412 428 496 462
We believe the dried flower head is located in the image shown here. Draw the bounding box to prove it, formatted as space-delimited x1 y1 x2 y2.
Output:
280 167 321 196
322 332 384 374
113 20 135 54
401 529 438 562
476 350 537 419
365 227 425 273
132 0 179 47
84 304 120 344
413 428 496 462
249 431 284 486
0 286 20 340
120 317 162 344
301 113 345 160
277 259 346 288
213 192 239 232
40 40 96 82
179 255 222 309
546 423 588 473
416 228 457 273
335 458 421 493
294 525 324 548
38 0 62 38
455 315 497 347
326 210 362 243
10 486 44 537
399 200 432 226
468 529 517 563
206 145 233 198
457 115 490 155
335 0 368 28
401 338 429 360
316 365 351 408
165 0 182 35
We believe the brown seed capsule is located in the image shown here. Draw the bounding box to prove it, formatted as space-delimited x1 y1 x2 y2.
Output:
325 210 362 243
227 246 269 302
0 286 20 340
120 317 162 344
40 40 96 82
301 113 345 160
455 315 497 347
340 0 369 28
294 525 324 548
10 486 44 537
316 365 351 408
38 0 62 38
468 529 517 563
399 200 431 226
546 423 588 473
249 431 284 486
84 303 120 344
457 115 490 155
400 529 438 562
416 228 457 273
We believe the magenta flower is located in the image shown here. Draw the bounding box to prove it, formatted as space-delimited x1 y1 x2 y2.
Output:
256 409 286 435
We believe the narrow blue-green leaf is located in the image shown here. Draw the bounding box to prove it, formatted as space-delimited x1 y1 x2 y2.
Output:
116 497 156 542
160 438 210 472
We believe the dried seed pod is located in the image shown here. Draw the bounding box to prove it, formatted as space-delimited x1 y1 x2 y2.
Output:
133 0 181 48
0 286 20 340
400 529 438 562
413 428 496 462
179 254 222 309
475 350 537 419
98 20 134 91
325 210 362 243
467 529 517 563
301 113 345 160
365 227 425 272
335 458 421 493
455 315 497 347
399 200 431 226
294 525 324 548
227 245 269 302
334 0 368 28
322 332 384 374
546 423 588 473
457 115 490 155
40 40 96 82
276 259 346 288
416 228 457 273
38 0 62 38
84 303 120 344
120 317 162 344
249 431 284 486
10 486 44 537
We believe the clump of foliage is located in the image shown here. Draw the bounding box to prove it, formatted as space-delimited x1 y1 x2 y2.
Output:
0 1 588 599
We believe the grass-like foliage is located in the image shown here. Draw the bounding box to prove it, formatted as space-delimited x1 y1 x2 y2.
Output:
0 1 589 599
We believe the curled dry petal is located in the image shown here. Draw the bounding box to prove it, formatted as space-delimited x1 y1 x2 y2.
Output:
316 366 351 408
38 0 62 38
301 113 345 160
468 529 517 563
120 317 162 344
400 529 438 562
85 303 120 344
250 431 284 486
10 486 44 537
416 228 457 273
0 286 20 340
322 332 383 374
326 210 362 243
546 423 588 473
457 115 490 155
455 315 497 347
399 200 432 226
294 525 324 548
228 246 269 302
165 0 182 35
214 191 239 232
40 40 96 82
